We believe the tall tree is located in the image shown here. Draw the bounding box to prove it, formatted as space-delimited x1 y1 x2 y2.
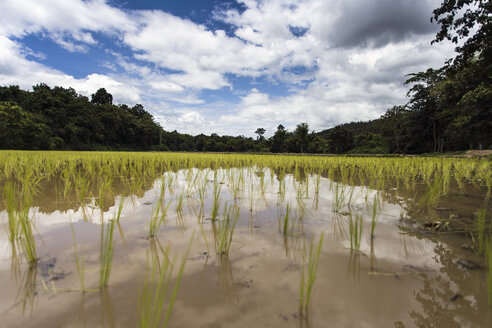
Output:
326 126 353 154
270 124 287 153
255 128 266 140
294 123 310 153
381 106 411 153
432 0 492 66
91 88 113 105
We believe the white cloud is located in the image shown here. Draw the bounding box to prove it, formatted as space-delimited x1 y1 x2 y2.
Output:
0 0 455 137
0 36 140 104
0 0 135 51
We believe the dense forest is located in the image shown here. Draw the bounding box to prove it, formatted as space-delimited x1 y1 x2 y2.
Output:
0 0 490 154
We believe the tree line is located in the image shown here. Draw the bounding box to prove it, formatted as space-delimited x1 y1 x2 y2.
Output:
0 0 490 153
0 84 347 153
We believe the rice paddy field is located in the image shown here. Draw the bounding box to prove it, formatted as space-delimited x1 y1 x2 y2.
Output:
0 151 491 327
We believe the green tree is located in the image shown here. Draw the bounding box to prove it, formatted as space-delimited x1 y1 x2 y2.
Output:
255 128 266 141
91 88 113 105
326 125 353 154
381 105 411 153
270 124 287 153
294 123 310 153
307 135 329 153
0 102 52 149
432 0 491 66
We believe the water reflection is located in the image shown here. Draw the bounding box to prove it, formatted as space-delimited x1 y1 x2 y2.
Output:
77 293 88 328
399 225 492 327
346 251 361 283
370 239 377 271
0 175 155 215
331 213 347 241
15 266 37 316
100 288 116 328
217 254 237 303
0 164 490 327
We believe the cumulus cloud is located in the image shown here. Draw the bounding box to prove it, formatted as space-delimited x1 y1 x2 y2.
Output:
0 0 454 137
323 0 438 48
1 0 134 50
0 36 140 104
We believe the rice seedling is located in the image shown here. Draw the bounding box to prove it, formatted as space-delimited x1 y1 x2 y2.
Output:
115 197 125 222
314 174 321 195
3 182 18 247
277 176 287 204
99 219 116 288
1 150 491 324
258 169 266 195
332 182 346 213
347 186 356 207
486 239 492 305
17 206 37 265
295 181 306 200
299 232 324 317
98 175 113 217
475 208 487 255
175 188 185 213
62 167 74 198
484 171 492 201
139 233 193 328
214 203 240 256
348 212 363 251
370 195 379 239
211 182 222 221
279 204 298 236
148 200 172 238
198 178 206 209
248 182 256 212
70 222 85 292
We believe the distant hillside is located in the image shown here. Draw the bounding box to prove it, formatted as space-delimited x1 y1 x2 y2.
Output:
317 119 383 138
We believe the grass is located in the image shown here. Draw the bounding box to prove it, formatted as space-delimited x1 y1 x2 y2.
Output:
299 232 324 317
139 233 193 328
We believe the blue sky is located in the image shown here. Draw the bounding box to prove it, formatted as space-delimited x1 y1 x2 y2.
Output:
0 0 453 136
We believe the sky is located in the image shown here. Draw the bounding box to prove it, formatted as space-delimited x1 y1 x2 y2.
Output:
0 0 454 137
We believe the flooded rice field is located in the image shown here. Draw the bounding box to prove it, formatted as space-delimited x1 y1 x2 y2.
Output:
0 152 491 327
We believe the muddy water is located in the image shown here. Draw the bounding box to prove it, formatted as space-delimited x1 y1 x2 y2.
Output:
0 168 491 327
